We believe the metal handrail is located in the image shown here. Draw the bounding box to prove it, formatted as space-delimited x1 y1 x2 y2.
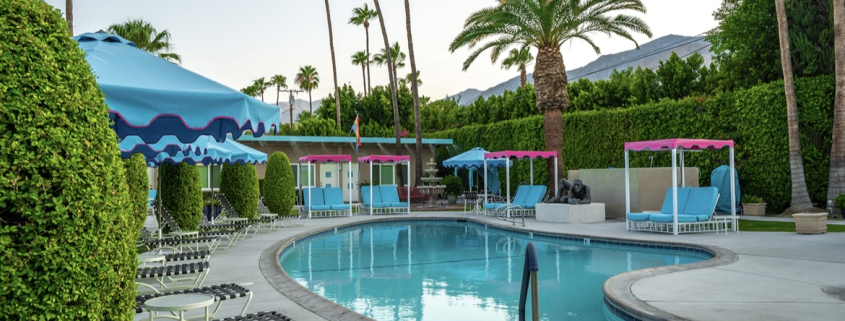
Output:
519 242 540 321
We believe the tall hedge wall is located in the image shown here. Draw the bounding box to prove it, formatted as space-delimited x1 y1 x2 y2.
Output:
0 0 137 318
124 153 150 231
160 162 203 230
220 163 259 219
264 152 296 216
429 75 835 213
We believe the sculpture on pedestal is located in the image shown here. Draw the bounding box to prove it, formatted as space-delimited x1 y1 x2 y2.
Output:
546 179 591 204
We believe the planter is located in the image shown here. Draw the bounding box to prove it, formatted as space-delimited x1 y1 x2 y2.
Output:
792 213 827 234
742 203 766 216
447 195 458 205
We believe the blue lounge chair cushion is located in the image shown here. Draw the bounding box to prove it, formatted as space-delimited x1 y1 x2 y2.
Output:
684 187 719 217
660 187 691 214
323 187 346 206
515 185 547 209
648 213 699 223
330 204 351 210
390 202 408 207
372 203 392 208
361 185 383 206
511 185 531 205
310 205 332 211
379 185 402 204
627 213 650 221
484 203 506 209
303 187 326 207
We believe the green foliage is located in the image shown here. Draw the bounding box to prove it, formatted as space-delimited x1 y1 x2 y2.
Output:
160 162 203 230
220 163 259 219
706 0 833 91
429 75 835 214
264 152 296 216
124 153 150 231
293 117 345 137
442 175 463 196
0 1 136 318
741 194 763 204
421 85 538 132
835 194 845 209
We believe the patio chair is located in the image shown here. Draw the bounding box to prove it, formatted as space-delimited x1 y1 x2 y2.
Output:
136 283 252 318
484 185 531 216
137 261 210 292
139 227 222 254
324 187 351 212
160 206 236 251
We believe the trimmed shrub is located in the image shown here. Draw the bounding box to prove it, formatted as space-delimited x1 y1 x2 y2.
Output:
264 152 296 216
0 0 136 318
160 162 203 230
124 153 150 231
442 175 463 196
220 163 259 219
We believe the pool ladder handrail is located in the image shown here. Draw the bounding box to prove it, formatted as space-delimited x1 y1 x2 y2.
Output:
495 204 525 227
518 242 540 321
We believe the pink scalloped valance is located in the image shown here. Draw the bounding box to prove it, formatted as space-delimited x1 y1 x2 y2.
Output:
624 139 734 152
357 155 411 163
298 155 352 163
484 150 558 160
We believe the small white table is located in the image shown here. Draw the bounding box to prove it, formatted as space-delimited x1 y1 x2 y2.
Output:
138 252 166 266
145 293 215 321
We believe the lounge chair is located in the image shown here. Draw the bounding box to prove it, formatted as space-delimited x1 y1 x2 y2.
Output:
484 185 531 216
213 311 293 321
137 261 210 292
136 283 252 318
360 185 408 215
159 206 235 251
627 187 723 234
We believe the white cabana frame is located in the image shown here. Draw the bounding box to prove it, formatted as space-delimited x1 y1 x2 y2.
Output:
624 138 737 235
298 155 353 219
483 151 559 218
357 155 411 215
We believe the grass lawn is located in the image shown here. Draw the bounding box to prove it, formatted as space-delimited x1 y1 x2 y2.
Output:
739 219 845 232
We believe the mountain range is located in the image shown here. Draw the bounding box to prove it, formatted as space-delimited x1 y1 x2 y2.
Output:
449 34 713 105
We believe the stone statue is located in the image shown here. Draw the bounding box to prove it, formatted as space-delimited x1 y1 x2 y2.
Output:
546 179 591 204
567 179 591 204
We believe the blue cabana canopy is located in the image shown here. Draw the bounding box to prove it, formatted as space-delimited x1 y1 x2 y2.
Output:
145 136 267 167
443 147 511 194
120 135 207 158
74 32 279 144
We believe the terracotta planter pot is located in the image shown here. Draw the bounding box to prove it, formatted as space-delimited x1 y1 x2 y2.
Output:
742 203 766 216
792 213 827 234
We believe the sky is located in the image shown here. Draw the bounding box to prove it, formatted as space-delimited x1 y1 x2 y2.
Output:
46 0 724 103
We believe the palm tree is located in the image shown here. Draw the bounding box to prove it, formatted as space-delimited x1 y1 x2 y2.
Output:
373 0 404 186
774 0 813 211
65 0 73 33
240 84 258 98
501 46 534 88
374 42 406 83
107 18 181 64
349 4 378 95
351 51 370 95
269 74 288 109
405 0 424 187
252 77 271 102
325 0 342 126
450 0 651 188
295 65 320 115
401 71 423 87
829 0 845 203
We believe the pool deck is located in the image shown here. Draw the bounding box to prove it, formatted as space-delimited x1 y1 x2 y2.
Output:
140 212 845 321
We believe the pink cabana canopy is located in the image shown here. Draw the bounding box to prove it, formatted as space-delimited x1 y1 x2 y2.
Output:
357 155 410 163
299 155 352 163
624 139 734 152
484 150 558 160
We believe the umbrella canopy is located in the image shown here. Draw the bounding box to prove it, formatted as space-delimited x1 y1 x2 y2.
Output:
145 137 267 167
120 135 208 158
443 147 510 194
74 32 279 144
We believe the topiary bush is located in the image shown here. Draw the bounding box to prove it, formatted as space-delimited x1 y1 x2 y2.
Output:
160 162 203 230
264 152 296 216
124 153 150 231
220 163 259 219
0 0 137 318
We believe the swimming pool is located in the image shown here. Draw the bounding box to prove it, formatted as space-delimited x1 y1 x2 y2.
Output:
279 220 711 320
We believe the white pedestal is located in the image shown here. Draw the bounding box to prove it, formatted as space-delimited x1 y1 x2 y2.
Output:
535 203 606 223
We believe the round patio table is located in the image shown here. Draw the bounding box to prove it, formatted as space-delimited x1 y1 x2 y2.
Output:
145 293 215 321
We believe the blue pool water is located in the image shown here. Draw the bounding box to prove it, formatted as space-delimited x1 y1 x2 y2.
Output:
279 221 711 321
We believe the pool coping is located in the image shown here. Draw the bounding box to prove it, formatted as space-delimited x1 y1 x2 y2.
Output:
258 216 738 321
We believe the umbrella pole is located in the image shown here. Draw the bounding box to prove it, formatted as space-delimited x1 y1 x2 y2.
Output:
211 165 215 225
157 165 163 241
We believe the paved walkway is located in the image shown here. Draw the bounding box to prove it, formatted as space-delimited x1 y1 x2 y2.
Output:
139 213 845 321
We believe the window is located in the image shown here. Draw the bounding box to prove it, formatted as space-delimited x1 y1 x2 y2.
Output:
375 163 408 185
198 165 221 191
291 164 316 187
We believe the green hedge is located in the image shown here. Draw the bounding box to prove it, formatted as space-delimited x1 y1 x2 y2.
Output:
160 162 203 230
124 153 150 231
264 152 296 216
429 75 835 213
0 0 137 318
220 163 259 219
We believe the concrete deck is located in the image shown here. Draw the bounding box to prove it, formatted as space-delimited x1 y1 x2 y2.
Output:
138 213 845 321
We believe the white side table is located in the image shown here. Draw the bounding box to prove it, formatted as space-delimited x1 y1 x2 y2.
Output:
145 293 215 321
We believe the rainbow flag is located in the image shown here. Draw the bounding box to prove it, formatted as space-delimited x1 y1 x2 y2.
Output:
351 115 361 152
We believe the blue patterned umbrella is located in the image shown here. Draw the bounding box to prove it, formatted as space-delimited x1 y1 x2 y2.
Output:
74 32 279 144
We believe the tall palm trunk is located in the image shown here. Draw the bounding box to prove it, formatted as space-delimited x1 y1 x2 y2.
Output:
775 0 813 211
325 0 342 126
65 0 73 34
275 86 280 109
360 64 367 94
829 0 845 203
308 90 313 116
533 46 567 190
405 0 423 187
374 0 404 186
520 66 527 88
365 22 372 96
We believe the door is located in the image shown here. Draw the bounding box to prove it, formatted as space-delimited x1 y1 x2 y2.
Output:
344 163 359 203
